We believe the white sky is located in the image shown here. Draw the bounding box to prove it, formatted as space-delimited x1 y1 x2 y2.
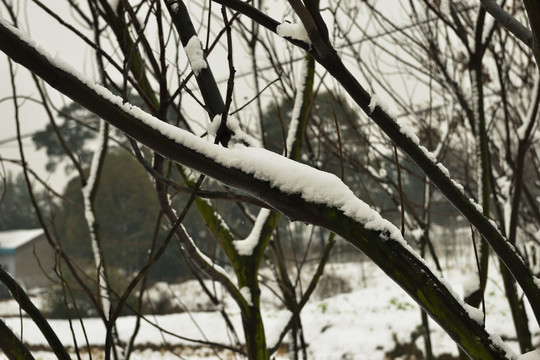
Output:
0 0 300 191
0 0 432 193
0 1 97 190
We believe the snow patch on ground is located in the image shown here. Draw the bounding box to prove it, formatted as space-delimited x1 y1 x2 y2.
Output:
2 262 538 359
462 273 480 299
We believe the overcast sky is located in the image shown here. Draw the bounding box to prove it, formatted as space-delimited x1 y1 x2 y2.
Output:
0 0 418 193
0 1 300 192
0 1 99 190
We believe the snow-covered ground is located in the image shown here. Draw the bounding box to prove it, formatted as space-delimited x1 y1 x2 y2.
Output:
1 260 539 359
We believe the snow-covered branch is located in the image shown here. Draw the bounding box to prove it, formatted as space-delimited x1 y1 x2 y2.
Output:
0 19 522 358
82 120 110 315
204 0 540 330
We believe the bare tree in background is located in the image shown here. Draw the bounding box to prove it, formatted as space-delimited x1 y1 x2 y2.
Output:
0 0 540 359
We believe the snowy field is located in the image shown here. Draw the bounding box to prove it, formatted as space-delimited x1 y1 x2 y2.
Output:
1 260 539 360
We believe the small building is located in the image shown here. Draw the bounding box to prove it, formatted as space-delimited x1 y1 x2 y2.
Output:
0 228 55 289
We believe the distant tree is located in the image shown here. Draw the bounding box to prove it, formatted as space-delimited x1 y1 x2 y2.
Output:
56 149 188 282
32 102 98 173
0 173 44 230
263 91 358 153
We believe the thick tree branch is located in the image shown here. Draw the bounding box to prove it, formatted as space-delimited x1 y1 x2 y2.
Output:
0 20 517 359
0 319 35 360
522 0 540 64
207 0 540 328
165 0 233 146
479 0 533 48
0 267 70 360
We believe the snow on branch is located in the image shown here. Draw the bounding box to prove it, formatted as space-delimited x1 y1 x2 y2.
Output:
286 59 309 153
233 209 271 256
0 20 524 357
276 22 311 45
0 18 464 276
184 36 208 76
208 114 259 148
209 4 539 318
182 225 231 281
4 17 404 274
82 120 111 315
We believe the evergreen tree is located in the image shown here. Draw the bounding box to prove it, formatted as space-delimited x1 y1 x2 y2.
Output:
56 149 189 282
32 102 98 173
0 173 44 230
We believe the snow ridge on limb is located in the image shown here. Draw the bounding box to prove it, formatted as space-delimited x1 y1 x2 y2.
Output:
285 60 309 152
208 115 259 148
81 120 126 360
233 209 271 256
284 0 331 58
165 0 226 123
184 36 208 76
0 19 518 360
286 53 314 159
82 120 111 316
276 21 312 45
